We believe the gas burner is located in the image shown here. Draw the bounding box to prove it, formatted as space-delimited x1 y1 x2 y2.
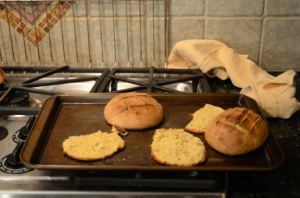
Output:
0 126 8 140
0 66 110 115
13 116 36 143
9 91 30 106
0 143 32 174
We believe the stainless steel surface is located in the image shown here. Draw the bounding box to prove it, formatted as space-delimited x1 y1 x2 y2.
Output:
0 190 225 198
1 74 99 108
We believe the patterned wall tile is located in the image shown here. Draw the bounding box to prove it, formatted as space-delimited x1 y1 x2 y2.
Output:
261 18 300 70
67 0 165 18
53 16 166 68
0 20 15 64
0 1 73 46
266 0 300 16
206 18 262 62
47 18 65 66
59 17 78 66
207 0 264 16
38 32 53 65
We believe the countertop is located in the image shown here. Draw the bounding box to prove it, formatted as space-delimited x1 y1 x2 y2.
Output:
208 73 300 198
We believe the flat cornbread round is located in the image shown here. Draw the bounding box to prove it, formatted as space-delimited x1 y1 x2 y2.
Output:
62 131 125 161
151 128 206 166
185 104 225 133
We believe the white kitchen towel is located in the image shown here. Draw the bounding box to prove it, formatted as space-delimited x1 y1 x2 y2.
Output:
167 39 300 119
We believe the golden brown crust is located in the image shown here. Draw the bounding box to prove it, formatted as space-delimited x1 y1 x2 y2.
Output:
204 107 269 156
184 128 200 134
104 92 163 130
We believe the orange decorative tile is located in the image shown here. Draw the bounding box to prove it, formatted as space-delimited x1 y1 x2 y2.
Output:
0 1 74 45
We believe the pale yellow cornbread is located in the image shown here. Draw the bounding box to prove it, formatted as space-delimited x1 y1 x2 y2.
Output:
62 131 125 161
185 104 225 133
151 128 206 166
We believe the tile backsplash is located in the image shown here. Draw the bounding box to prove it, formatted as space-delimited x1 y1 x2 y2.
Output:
0 0 299 71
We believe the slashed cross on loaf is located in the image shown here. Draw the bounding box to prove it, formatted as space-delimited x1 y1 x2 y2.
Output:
104 92 163 130
205 107 269 156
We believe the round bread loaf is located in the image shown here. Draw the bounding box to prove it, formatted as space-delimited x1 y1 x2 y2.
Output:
104 92 163 130
204 107 268 156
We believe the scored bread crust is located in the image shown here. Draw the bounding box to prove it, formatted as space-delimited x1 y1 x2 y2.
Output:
205 107 269 156
151 128 206 166
62 131 125 161
104 92 163 130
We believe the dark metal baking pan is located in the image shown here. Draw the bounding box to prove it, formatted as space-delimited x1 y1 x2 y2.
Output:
20 93 284 171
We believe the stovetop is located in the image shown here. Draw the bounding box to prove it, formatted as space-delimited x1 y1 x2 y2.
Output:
0 66 227 197
0 66 212 114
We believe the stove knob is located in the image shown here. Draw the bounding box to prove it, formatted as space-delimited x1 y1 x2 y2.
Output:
4 143 23 168
18 127 28 141
18 116 36 141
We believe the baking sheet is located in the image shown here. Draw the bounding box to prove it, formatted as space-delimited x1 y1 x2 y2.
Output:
20 93 284 171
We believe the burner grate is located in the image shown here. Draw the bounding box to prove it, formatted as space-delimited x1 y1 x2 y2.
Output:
0 66 110 115
0 66 212 115
97 67 211 93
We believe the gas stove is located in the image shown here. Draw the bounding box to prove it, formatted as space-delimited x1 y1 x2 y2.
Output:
0 66 227 198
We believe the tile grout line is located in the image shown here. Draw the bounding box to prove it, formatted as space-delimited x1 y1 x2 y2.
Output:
204 0 207 39
204 16 300 19
258 0 267 68
62 16 300 19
